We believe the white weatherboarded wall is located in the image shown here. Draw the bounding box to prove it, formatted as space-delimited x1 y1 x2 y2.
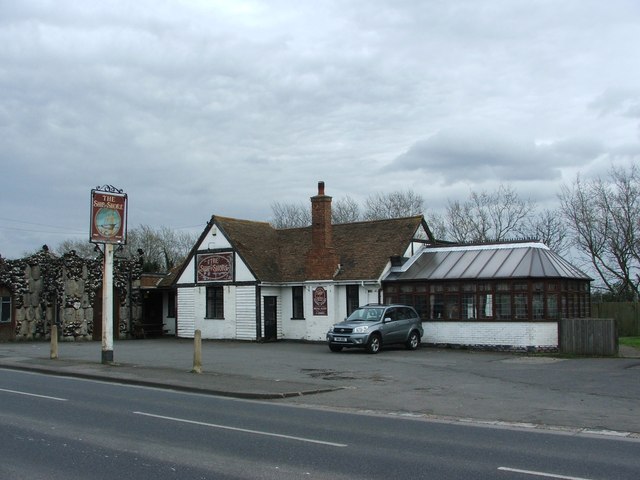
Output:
236 285 257 340
177 288 195 338
424 322 558 348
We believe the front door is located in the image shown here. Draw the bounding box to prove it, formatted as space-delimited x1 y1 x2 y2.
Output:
263 296 277 342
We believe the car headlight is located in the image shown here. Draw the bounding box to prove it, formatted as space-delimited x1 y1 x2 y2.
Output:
353 325 369 333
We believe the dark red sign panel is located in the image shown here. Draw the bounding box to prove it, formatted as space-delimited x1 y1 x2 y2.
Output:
90 190 127 244
313 286 328 316
197 252 234 282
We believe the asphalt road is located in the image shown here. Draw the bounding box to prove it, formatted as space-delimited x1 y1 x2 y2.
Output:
2 368 639 480
2 339 639 435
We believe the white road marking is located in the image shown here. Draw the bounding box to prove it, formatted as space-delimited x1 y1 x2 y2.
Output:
498 466 596 480
133 411 347 447
0 387 67 402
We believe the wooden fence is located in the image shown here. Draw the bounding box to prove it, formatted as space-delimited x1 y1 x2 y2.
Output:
591 302 640 336
559 318 618 356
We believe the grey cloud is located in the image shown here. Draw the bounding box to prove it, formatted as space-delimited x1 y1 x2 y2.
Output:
389 130 605 184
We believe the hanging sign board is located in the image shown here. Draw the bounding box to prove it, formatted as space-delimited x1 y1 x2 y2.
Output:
313 286 328 316
90 186 128 244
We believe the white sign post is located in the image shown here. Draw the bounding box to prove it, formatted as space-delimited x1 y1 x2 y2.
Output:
90 185 127 365
101 243 115 363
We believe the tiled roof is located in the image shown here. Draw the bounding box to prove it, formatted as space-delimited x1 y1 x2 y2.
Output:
215 215 425 282
140 265 182 289
384 242 592 282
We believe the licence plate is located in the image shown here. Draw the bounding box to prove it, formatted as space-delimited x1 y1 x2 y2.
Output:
334 337 347 342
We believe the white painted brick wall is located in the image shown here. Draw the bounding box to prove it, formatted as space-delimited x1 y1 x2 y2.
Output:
423 322 558 348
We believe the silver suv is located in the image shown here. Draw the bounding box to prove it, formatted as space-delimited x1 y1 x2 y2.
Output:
326 304 423 354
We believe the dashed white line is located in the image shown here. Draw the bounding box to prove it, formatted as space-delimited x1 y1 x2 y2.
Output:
498 466 595 480
133 411 347 447
0 387 67 402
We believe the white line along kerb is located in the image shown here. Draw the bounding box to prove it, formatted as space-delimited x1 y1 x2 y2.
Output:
133 411 347 448
498 466 596 480
0 388 67 402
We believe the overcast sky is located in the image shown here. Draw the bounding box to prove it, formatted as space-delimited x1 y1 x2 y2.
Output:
1 0 639 259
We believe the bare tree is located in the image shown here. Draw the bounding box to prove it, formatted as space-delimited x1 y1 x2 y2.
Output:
363 190 424 220
424 211 448 241
332 195 361 224
524 208 571 255
56 238 101 259
55 225 197 272
269 202 311 228
559 165 640 299
443 185 534 242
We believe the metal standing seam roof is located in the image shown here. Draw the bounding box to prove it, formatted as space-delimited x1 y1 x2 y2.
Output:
385 242 592 282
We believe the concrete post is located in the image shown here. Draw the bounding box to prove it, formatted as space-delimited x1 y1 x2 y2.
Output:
192 329 202 374
50 324 58 360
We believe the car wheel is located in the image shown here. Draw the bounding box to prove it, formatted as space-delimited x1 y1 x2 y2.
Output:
406 330 420 350
329 344 343 352
366 334 381 354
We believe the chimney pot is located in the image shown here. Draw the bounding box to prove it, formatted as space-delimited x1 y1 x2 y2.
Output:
318 181 325 195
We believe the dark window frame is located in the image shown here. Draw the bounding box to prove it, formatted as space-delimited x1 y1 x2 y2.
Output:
206 286 224 319
167 291 176 318
383 279 591 322
292 286 304 320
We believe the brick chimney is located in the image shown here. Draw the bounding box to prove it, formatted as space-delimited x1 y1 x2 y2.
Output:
305 181 340 279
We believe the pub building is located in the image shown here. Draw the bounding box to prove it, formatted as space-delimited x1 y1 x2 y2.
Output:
171 182 591 351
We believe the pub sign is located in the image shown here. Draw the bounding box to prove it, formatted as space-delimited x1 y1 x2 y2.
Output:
313 286 328 316
197 252 234 282
90 186 127 244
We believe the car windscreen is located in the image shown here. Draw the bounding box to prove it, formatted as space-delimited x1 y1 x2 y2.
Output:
346 308 383 322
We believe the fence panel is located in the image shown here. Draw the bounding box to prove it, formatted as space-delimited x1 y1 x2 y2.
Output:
559 318 618 356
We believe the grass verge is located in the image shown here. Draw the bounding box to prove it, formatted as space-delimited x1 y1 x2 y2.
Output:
619 337 640 348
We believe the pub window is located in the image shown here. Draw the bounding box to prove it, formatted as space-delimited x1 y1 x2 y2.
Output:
496 293 511 320
478 293 493 319
167 292 176 318
1 295 11 323
346 285 360 316
547 293 559 319
414 294 428 320
399 293 412 305
461 293 476 319
292 286 304 319
445 294 460 319
430 293 444 319
532 292 544 320
206 286 224 319
514 293 528 320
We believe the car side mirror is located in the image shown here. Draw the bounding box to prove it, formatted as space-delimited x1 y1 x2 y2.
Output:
384 317 392 323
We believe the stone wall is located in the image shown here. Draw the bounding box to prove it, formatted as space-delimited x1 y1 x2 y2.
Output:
0 246 143 341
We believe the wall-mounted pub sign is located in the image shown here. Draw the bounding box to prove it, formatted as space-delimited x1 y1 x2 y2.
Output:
313 286 328 316
197 252 234 282
90 185 127 244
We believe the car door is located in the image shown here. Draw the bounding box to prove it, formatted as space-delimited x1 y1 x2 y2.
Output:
381 307 402 344
396 307 414 341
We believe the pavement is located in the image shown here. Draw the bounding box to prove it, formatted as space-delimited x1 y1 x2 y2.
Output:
1 338 639 438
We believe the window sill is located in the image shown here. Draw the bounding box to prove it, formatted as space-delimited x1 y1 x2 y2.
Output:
290 317 306 321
